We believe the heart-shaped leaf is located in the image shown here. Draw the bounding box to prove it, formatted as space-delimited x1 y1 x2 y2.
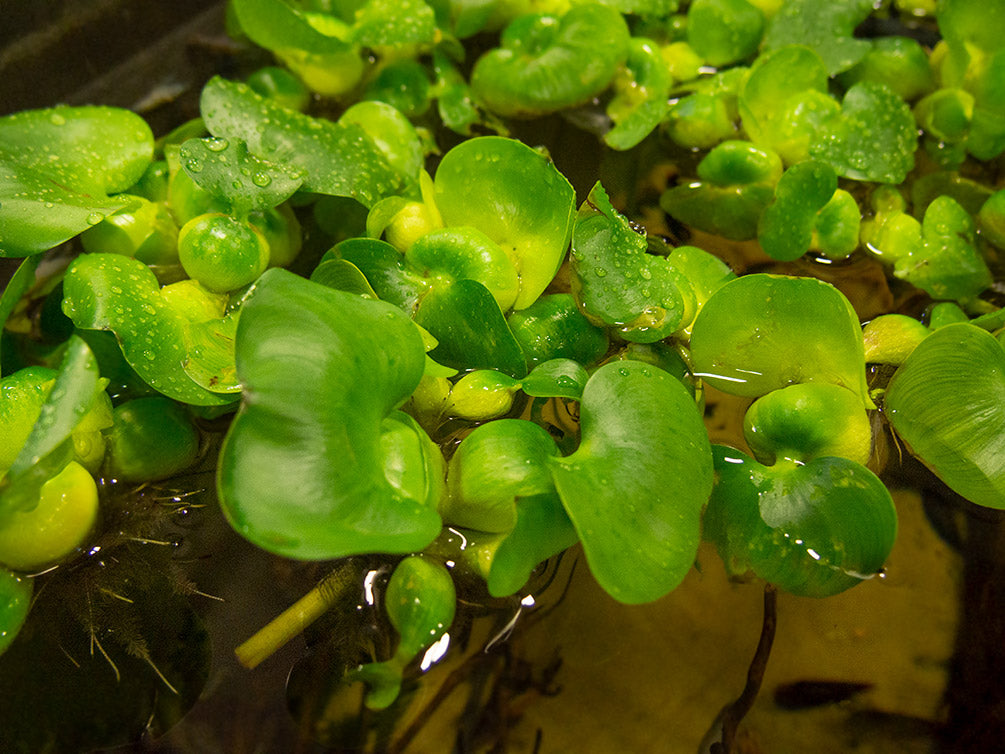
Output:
886 323 1005 509
433 137 576 310
604 38 672 151
810 82 917 184
232 0 351 54
520 359 589 400
218 268 441 559
549 360 713 604
0 106 152 257
690 274 871 404
506 293 609 370
704 446 897 597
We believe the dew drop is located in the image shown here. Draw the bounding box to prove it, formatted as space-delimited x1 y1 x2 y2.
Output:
206 137 229 152
86 212 104 225
252 172 272 187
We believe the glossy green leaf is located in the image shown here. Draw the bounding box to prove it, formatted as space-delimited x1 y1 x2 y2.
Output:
485 491 579 597
200 76 402 208
893 195 992 301
571 182 691 343
758 161 837 262
507 293 608 369
433 137 575 310
443 369 519 421
182 312 242 393
353 0 437 46
470 5 630 117
0 256 41 368
604 38 672 151
331 238 428 313
0 337 101 517
810 82 918 184
61 254 232 406
838 35 935 102
886 323 1005 509
690 274 871 403
520 359 588 400
813 188 861 259
549 361 713 604
443 419 561 533
763 0 873 75
339 101 424 183
414 279 528 378
218 268 441 559
407 227 520 311
704 446 897 597
310 257 380 299
738 46 832 164
179 137 304 215
660 141 781 240
687 0 764 68
0 106 153 257
743 383 872 466
106 397 200 483
232 0 351 54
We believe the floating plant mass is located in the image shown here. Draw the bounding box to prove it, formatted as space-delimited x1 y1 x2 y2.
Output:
2 0 1005 750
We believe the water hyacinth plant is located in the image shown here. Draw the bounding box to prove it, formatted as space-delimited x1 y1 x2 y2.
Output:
2 0 1005 750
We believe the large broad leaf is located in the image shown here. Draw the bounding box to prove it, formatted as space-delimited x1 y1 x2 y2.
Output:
217 268 441 559
200 77 403 208
61 255 233 407
886 323 1005 509
0 106 152 257
690 274 871 404
549 361 713 604
704 446 897 597
433 137 576 310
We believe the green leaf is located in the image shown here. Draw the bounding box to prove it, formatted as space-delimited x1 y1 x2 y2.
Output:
687 0 764 68
690 274 871 403
886 323 1005 509
353 0 437 46
232 0 351 54
738 46 832 164
704 446 897 597
433 137 576 310
218 268 441 559
0 337 101 516
520 359 589 400
470 4 630 118
200 76 403 207
181 312 242 394
61 254 233 406
443 418 561 533
758 161 837 262
0 106 153 257
604 38 672 151
549 361 713 604
0 256 41 368
331 238 428 313
413 279 528 378
506 293 609 369
179 137 304 216
572 183 691 342
486 491 579 597
763 0 873 76
0 568 31 655
893 195 992 301
810 82 918 184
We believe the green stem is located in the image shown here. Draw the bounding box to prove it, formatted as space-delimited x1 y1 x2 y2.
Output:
235 571 342 669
